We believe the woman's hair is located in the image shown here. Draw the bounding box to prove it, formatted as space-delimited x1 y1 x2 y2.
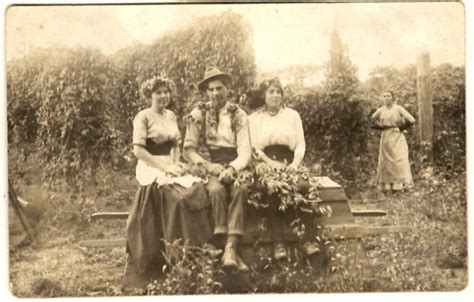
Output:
140 75 176 100
248 77 284 109
384 90 396 101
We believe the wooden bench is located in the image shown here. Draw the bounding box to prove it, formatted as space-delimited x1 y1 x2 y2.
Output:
78 176 410 289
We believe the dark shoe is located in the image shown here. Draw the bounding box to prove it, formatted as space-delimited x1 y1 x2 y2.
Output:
236 254 249 272
274 243 288 261
303 242 320 256
222 246 239 269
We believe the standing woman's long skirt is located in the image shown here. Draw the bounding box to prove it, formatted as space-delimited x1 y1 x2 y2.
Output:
126 182 212 275
376 129 413 190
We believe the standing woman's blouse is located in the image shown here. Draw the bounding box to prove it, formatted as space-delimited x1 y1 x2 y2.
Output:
248 107 306 161
371 103 415 189
371 104 416 128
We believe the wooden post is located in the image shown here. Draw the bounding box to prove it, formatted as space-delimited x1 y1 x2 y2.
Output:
416 51 433 162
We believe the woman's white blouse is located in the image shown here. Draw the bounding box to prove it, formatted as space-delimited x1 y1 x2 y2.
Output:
132 108 200 187
248 107 306 161
132 108 181 147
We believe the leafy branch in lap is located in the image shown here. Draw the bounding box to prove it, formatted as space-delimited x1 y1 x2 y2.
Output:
249 164 332 240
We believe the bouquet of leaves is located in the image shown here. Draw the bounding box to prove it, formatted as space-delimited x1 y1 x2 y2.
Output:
249 163 332 217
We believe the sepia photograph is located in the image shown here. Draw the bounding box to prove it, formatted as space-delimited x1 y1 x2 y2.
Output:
2 0 469 299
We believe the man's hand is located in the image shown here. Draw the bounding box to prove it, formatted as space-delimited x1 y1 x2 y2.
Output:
207 163 225 176
218 167 236 184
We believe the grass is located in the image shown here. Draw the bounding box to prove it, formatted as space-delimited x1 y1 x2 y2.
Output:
7 161 468 297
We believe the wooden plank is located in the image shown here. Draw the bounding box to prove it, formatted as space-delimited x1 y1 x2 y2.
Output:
78 238 126 248
326 224 411 239
78 224 411 248
91 212 129 220
351 210 387 217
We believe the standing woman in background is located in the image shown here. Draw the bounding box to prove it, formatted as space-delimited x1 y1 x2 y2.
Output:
371 91 416 193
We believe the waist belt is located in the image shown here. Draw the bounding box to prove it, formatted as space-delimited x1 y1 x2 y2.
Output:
145 139 174 156
208 147 238 164
263 144 294 163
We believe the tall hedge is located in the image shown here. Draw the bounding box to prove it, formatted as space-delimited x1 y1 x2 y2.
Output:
7 11 257 184
38 48 114 184
289 32 371 181
361 63 466 175
108 10 257 164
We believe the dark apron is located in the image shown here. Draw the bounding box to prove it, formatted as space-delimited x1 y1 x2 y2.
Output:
263 144 294 163
208 147 238 165
145 139 174 155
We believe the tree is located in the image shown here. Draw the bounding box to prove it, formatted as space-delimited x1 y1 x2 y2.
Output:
291 31 371 182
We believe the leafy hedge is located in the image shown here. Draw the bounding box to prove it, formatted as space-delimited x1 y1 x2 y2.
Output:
361 63 466 177
7 16 465 187
287 33 373 185
286 59 464 186
7 11 256 186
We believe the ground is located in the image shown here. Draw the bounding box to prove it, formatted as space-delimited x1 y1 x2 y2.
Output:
7 163 468 297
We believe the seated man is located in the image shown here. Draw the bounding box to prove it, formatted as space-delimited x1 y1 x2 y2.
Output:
183 67 251 271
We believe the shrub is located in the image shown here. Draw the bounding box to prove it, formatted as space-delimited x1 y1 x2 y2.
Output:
287 32 372 185
7 11 257 184
33 47 114 186
7 50 49 156
361 63 466 176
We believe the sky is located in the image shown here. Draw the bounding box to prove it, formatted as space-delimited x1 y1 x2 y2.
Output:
5 2 465 80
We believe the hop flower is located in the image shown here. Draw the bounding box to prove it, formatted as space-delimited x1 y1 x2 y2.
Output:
227 103 238 113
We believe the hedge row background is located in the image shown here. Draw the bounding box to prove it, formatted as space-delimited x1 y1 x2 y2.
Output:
7 11 465 188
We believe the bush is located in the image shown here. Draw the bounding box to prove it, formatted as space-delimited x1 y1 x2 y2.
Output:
287 32 373 186
361 63 466 176
7 50 49 157
34 47 114 186
7 11 257 185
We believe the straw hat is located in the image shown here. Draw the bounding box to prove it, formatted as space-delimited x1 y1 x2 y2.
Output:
197 67 233 91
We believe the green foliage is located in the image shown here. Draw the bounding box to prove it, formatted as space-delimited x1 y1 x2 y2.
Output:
146 240 225 295
361 63 466 175
288 32 371 184
431 64 465 174
7 11 257 185
7 50 49 157
33 47 114 185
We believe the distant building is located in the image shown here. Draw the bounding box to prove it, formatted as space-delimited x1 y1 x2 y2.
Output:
259 64 325 88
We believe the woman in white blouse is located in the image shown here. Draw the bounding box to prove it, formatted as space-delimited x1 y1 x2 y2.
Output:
126 75 212 279
248 77 319 261
371 90 416 192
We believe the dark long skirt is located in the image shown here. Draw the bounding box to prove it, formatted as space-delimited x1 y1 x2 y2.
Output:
261 145 317 244
126 182 213 275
